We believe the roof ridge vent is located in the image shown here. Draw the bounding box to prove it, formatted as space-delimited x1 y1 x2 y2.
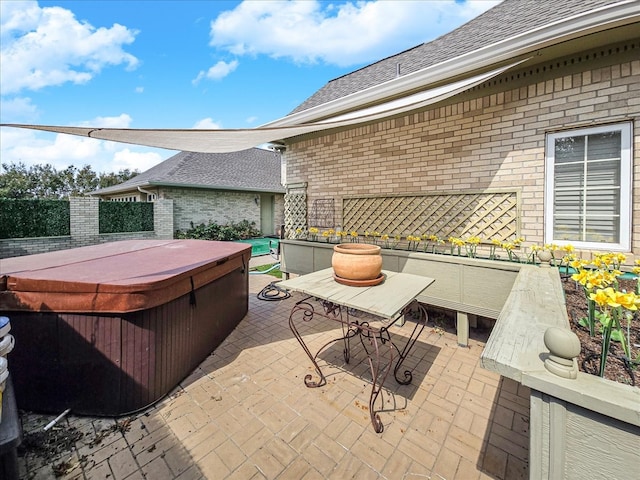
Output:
396 63 401 77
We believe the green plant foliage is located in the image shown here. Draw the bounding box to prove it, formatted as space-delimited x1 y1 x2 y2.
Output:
0 198 70 239
99 201 154 234
0 162 139 199
175 220 260 241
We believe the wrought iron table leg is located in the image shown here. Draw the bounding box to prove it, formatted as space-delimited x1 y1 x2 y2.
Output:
393 301 428 385
288 300 327 387
288 297 428 433
364 323 394 433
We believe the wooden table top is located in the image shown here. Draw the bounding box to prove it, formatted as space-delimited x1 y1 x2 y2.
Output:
278 268 435 320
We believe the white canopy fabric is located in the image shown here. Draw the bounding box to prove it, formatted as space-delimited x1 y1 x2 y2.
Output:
1 61 524 154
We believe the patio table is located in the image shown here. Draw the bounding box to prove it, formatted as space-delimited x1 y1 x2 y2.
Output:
278 268 434 433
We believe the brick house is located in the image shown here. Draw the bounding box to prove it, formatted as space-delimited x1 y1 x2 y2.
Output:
92 148 284 236
5 1 638 255
264 0 640 259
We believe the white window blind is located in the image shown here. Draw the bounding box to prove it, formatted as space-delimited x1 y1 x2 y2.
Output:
545 123 632 250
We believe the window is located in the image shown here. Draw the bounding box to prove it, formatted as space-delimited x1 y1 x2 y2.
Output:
545 122 632 251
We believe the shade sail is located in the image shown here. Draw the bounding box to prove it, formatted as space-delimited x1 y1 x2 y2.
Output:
1 61 525 153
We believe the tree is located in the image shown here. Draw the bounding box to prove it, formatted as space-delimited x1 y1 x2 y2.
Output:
0 162 139 199
0 162 33 199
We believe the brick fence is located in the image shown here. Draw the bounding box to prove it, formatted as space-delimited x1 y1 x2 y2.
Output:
0 197 174 259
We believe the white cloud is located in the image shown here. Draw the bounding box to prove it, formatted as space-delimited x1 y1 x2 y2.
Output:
245 116 258 124
192 60 239 84
0 96 39 122
111 149 164 172
193 118 222 129
77 113 133 129
135 86 144 93
210 0 500 67
0 1 139 95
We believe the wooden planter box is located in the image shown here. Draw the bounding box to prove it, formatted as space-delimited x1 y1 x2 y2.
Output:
481 265 640 480
280 239 521 345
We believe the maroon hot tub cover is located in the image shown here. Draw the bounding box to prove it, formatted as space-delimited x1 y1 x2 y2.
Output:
0 240 251 415
0 239 249 313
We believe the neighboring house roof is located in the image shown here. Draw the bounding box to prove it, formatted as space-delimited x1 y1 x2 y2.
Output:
93 148 284 196
289 0 624 115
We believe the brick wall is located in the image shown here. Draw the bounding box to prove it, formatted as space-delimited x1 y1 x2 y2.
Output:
162 186 284 234
0 198 174 259
273 194 285 235
284 47 640 256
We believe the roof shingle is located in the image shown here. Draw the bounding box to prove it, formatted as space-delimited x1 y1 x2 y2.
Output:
94 148 283 194
290 0 622 114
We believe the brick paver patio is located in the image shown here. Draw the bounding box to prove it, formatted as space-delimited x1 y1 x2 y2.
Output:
17 271 529 479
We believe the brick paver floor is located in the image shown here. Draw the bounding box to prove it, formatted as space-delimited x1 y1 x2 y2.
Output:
17 271 529 479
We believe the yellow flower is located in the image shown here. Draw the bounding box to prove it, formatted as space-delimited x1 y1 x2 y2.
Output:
491 239 502 246
381 234 389 241
616 291 639 311
309 227 319 234
589 287 618 308
571 269 589 286
350 230 358 237
562 244 575 253
569 258 588 269
429 234 439 242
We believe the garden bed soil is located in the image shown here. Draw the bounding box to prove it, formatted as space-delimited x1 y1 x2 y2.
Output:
563 277 640 386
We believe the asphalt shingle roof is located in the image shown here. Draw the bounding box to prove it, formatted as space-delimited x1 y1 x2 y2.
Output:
290 0 622 114
95 148 283 194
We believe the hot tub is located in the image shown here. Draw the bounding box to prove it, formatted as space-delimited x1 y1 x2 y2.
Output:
0 239 251 416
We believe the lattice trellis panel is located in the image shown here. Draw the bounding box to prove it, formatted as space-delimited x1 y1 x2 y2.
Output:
284 192 307 239
342 191 520 242
309 198 335 228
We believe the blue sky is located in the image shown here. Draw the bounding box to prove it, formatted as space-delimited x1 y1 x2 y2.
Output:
0 0 500 174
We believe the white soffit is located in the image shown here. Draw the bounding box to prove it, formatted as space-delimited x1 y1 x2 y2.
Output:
0 61 523 154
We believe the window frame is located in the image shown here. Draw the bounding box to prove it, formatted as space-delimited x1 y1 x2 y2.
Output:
544 122 633 251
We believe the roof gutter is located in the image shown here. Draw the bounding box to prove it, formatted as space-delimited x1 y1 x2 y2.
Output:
137 186 156 197
94 182 284 195
90 182 151 196
263 1 640 127
146 182 285 194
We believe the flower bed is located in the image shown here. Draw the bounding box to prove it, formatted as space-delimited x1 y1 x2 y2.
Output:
565 277 640 386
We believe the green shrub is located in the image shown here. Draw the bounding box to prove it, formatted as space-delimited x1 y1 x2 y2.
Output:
175 220 260 241
99 201 154 233
0 198 70 239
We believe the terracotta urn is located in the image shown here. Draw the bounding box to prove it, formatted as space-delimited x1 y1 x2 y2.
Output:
332 243 382 281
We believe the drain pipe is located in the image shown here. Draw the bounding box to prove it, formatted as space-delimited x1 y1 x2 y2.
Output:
137 186 156 201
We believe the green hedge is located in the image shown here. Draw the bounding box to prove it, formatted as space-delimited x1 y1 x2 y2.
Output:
0 198 70 239
99 201 154 234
